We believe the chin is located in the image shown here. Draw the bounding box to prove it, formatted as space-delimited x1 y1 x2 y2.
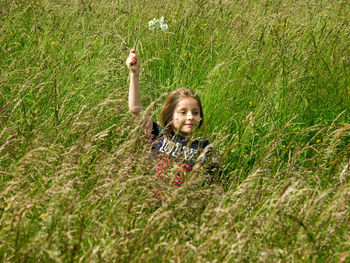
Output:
181 129 192 135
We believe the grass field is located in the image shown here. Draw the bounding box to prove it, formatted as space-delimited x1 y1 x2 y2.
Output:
0 0 349 261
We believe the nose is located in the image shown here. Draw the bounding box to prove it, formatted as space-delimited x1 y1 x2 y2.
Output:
186 112 194 120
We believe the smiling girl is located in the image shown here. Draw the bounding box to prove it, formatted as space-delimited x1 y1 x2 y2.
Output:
126 49 220 187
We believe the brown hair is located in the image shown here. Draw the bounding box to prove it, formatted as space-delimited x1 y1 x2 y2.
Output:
159 88 204 134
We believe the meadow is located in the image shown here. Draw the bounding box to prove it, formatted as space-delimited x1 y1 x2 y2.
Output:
0 0 349 261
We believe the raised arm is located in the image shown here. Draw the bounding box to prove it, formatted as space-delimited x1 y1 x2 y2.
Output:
126 49 153 133
126 49 142 116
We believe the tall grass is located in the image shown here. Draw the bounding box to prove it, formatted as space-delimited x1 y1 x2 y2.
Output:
0 0 349 261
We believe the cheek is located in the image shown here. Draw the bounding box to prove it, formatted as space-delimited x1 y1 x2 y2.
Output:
172 115 184 127
173 113 181 121
171 114 178 126
173 116 181 124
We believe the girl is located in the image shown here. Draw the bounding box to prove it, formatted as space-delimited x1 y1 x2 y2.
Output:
126 49 220 187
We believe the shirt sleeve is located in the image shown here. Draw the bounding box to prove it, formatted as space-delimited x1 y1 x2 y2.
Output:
151 121 163 140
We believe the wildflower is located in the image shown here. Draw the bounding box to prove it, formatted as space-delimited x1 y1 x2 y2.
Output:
319 117 322 120
174 12 177 15
249 101 253 106
37 1 39 4
282 145 286 148
148 18 158 30
9 31 13 36
148 16 168 31
160 23 168 31
51 41 56 45
316 139 321 143
40 213 45 218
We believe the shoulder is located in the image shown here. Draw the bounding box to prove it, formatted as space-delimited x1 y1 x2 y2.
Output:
151 121 163 140
201 139 210 149
195 138 217 160
194 138 210 149
187 138 211 153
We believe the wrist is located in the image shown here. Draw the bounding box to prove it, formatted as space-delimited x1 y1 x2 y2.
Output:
130 71 139 78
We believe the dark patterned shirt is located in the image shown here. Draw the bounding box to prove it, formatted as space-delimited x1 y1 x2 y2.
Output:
151 121 212 187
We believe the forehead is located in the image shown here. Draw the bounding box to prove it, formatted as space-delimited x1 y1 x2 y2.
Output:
175 97 200 109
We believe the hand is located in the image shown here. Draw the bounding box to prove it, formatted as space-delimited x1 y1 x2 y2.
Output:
126 49 140 75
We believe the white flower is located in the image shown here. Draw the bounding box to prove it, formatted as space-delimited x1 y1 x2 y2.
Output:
148 16 168 31
160 16 165 24
148 18 159 30
160 23 168 31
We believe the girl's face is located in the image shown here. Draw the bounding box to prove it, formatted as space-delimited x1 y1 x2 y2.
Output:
172 97 201 136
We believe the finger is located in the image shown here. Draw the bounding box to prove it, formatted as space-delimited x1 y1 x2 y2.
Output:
127 55 137 62
126 58 133 65
128 60 137 68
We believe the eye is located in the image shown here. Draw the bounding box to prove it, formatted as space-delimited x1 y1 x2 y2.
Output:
179 111 186 115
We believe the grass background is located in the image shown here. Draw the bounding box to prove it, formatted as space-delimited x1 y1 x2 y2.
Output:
0 0 349 262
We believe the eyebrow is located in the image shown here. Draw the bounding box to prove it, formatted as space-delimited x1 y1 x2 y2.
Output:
178 107 200 111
